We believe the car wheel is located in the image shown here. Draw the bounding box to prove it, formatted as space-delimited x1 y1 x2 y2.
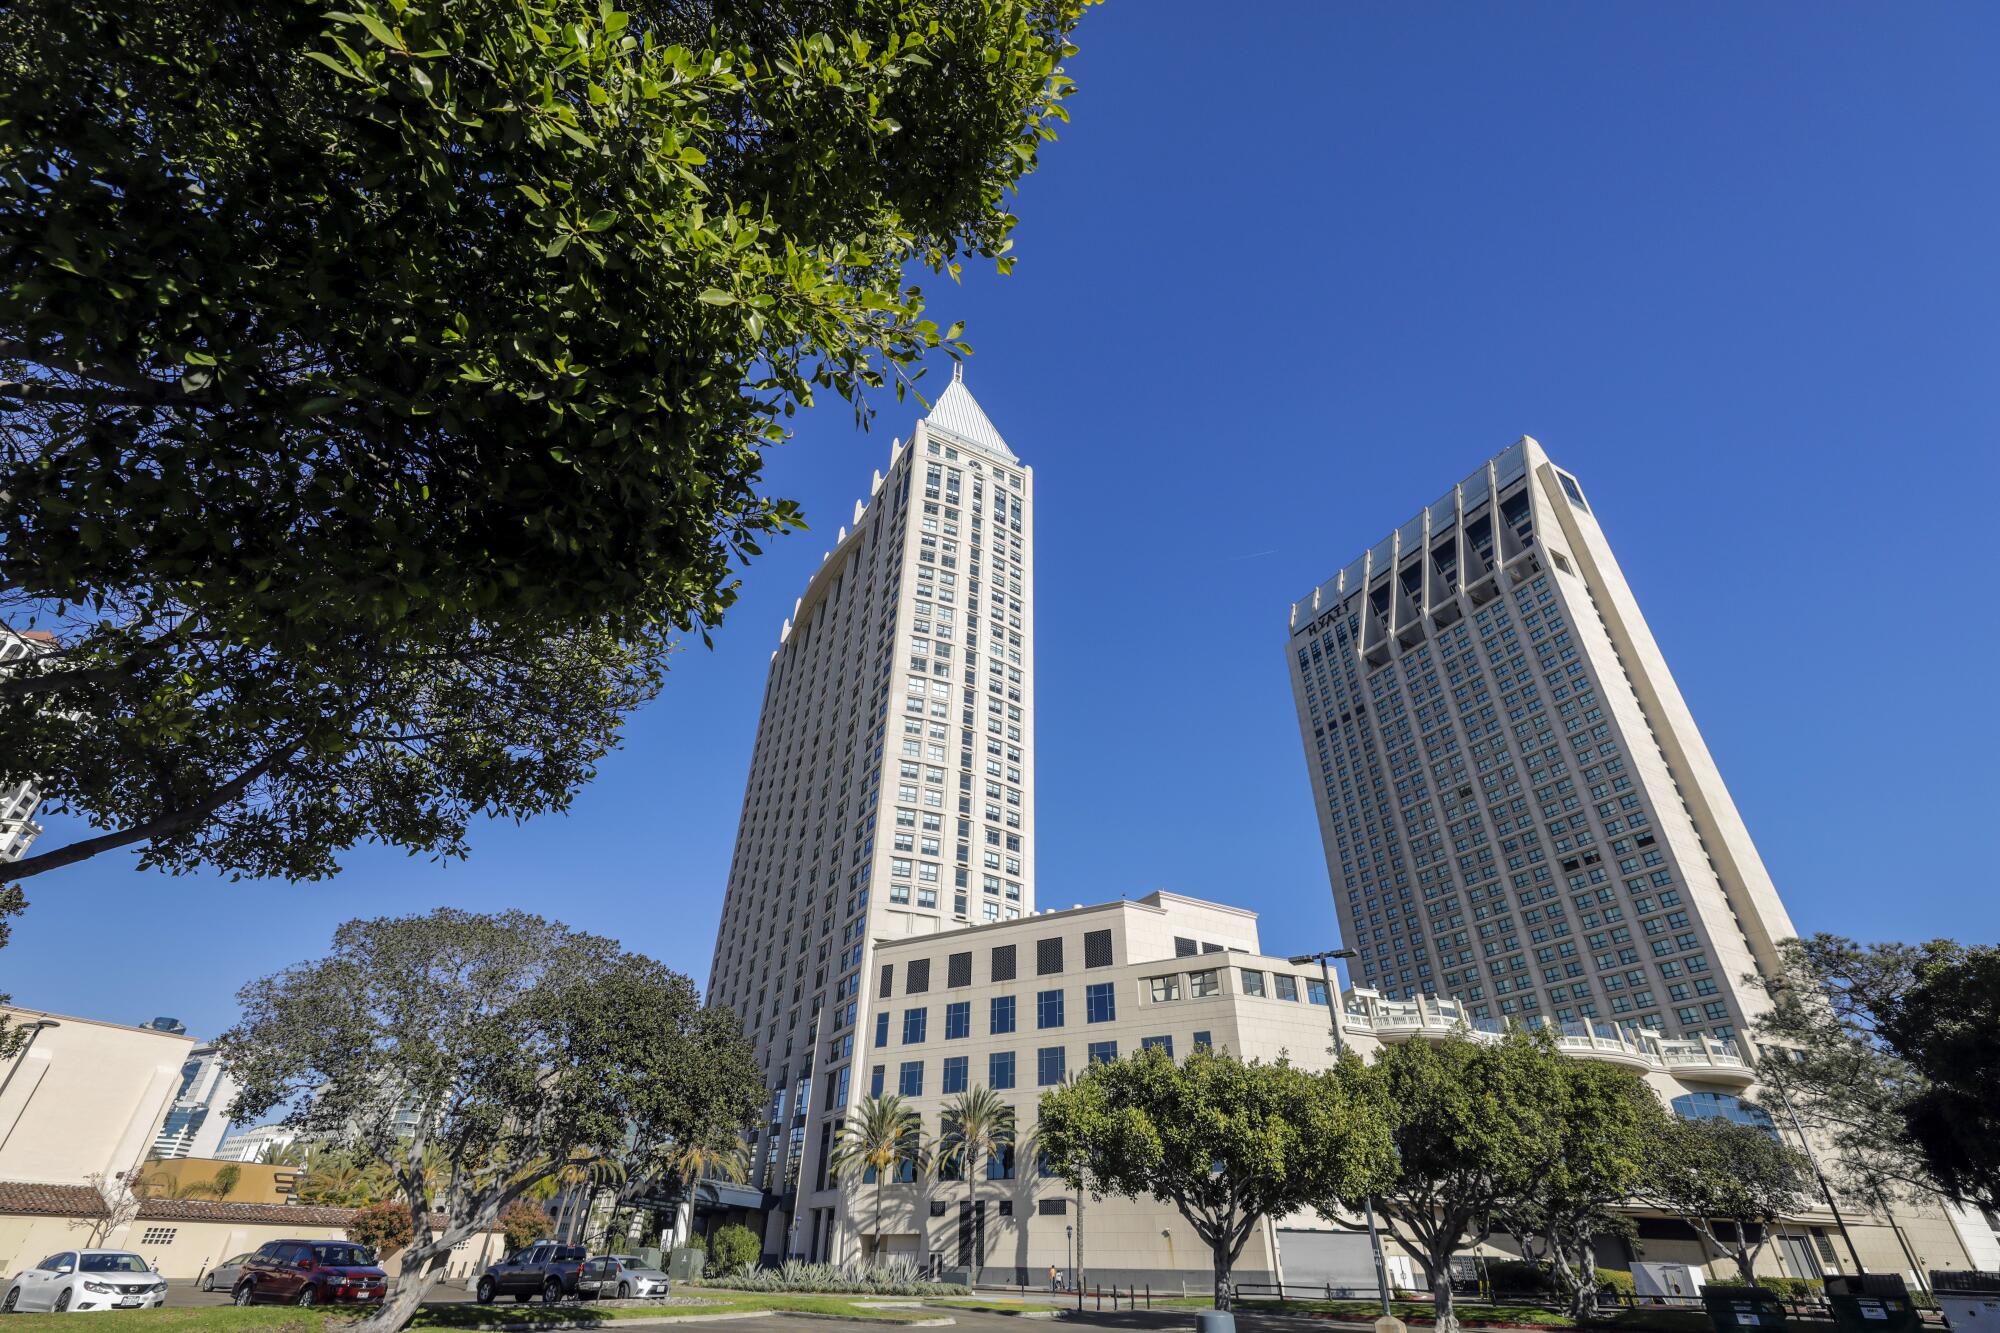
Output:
234 1283 256 1307
53 1291 71 1313
618 1283 630 1300
542 1280 563 1305
3 1286 19 1313
297 1286 317 1307
476 1278 496 1305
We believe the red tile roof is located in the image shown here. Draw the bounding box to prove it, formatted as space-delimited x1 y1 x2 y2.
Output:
0 1182 108 1218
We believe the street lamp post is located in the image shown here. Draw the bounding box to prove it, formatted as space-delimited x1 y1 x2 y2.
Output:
0 1019 62 1156
1291 950 1394 1320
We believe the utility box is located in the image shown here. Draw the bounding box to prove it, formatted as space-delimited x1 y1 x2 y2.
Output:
1931 1271 2000 1332
1702 1285 1791 1333
666 1248 705 1281
1825 1274 1923 1333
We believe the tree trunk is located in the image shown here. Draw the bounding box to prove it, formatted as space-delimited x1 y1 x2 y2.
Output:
1431 1255 1458 1333
359 1245 448 1333
1212 1237 1233 1311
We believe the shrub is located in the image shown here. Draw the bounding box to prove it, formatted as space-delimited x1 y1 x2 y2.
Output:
1703 1276 1822 1299
683 1231 708 1251
498 1200 551 1254
706 1224 762 1277
346 1200 414 1258
1487 1260 1556 1294
699 1260 969 1296
1595 1268 1636 1297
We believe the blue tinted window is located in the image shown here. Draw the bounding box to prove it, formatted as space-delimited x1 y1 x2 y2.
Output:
1037 1045 1067 1086
869 1065 885 1096
1085 982 1117 1024
874 1012 889 1048
1037 989 1065 1029
1087 1040 1118 1065
1670 1092 1775 1135
989 1050 1016 1089
1142 1035 1175 1057
990 995 1016 1034
942 1055 969 1094
903 1007 927 1044
945 1002 971 1040
898 1060 924 1097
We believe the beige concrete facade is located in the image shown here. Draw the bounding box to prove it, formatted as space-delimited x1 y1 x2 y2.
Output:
0 1006 190 1190
1285 438 1796 1042
705 370 1035 1259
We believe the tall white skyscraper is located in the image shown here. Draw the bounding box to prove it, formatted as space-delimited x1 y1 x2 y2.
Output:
707 369 1034 1258
1286 438 1796 1043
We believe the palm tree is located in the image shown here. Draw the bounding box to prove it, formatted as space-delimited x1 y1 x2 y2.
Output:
828 1094 929 1262
656 1137 750 1248
937 1088 1015 1286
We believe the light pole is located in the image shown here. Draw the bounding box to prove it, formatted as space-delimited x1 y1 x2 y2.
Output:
0 1020 61 1156
1291 950 1394 1319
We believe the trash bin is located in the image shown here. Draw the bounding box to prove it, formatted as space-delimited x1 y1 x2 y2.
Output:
1826 1274 1924 1333
1196 1310 1237 1333
1932 1271 2000 1332
1702 1285 1792 1333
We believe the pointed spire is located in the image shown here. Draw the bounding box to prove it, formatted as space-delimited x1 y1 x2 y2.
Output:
923 366 1016 462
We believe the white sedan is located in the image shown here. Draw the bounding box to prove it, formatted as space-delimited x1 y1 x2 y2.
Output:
3 1250 168 1313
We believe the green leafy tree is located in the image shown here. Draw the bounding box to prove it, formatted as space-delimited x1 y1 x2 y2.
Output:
219 908 762 1333
1491 1059 1667 1321
1640 1116 1816 1286
1339 1033 1570 1333
1037 1045 1391 1310
499 1201 553 1256
829 1094 930 1261
0 0 1093 888
348 1200 417 1259
707 1223 762 1278
937 1086 1016 1284
1752 934 2000 1211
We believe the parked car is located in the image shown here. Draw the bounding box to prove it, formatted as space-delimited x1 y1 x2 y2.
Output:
3 1250 168 1313
199 1253 255 1293
577 1256 671 1300
232 1239 386 1306
475 1243 588 1304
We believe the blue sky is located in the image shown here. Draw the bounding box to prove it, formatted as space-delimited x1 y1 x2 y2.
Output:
10 2 1998 1042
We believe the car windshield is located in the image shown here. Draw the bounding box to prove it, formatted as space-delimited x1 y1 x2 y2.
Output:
311 1245 375 1266
79 1254 149 1274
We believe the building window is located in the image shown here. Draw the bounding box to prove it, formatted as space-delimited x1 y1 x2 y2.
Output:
870 1065 886 1096
1188 969 1220 998
903 1008 928 1044
990 995 1017 1034
140 1227 177 1246
1273 974 1299 1001
1037 1046 1067 1086
1087 1041 1118 1066
875 1012 890 1048
1149 975 1182 1003
1085 982 1117 1023
1142 1035 1175 1057
1193 1030 1213 1050
1670 1092 1776 1135
1240 969 1266 997
944 1002 970 1040
942 1055 969 1094
1306 979 1330 1006
1037 937 1065 975
899 1061 924 1097
1083 929 1114 968
1037 988 1065 1029
987 1143 1017 1180
989 1051 1016 1089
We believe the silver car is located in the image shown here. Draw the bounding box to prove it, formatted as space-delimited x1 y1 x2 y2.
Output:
3 1250 169 1313
199 1253 256 1293
576 1255 670 1300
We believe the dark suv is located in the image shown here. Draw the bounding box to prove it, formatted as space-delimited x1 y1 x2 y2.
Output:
476 1244 588 1304
232 1239 386 1307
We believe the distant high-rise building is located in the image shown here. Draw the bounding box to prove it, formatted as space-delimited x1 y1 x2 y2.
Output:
150 1040 240 1160
1285 438 1796 1042
0 628 53 864
706 368 1034 1260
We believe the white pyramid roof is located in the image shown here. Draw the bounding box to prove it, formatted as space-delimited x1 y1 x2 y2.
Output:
922 364 1017 463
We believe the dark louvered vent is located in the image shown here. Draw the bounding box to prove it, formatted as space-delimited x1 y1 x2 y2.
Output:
1083 929 1114 969
948 952 973 988
1174 937 1198 958
1037 1198 1067 1215
991 944 1017 982
880 963 894 997
907 958 931 994
1036 937 1064 976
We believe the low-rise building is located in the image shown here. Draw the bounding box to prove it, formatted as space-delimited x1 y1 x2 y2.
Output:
813 891 1972 1292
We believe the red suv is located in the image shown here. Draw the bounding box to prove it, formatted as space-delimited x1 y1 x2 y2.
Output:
232 1239 387 1306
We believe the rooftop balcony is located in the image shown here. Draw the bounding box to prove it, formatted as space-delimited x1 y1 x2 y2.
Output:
1338 992 1753 1086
